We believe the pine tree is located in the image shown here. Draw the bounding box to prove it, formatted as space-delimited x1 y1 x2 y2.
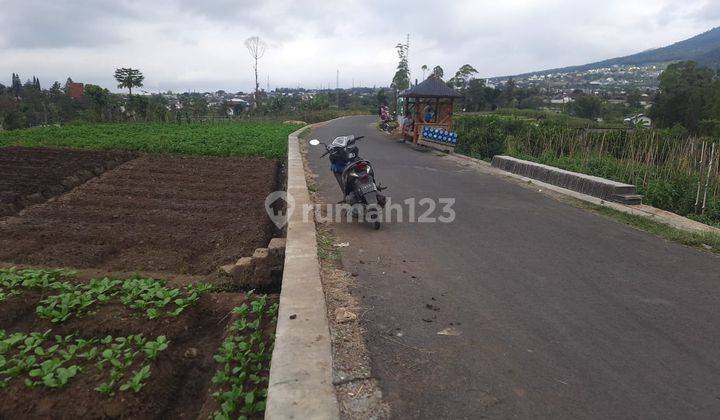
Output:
11 73 22 98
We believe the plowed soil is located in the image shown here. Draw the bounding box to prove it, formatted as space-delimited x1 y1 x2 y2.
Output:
0 153 279 275
0 147 135 216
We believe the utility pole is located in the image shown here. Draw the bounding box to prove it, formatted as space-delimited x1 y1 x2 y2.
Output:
336 69 340 109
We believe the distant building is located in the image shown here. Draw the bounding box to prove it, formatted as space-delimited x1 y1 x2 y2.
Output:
550 96 574 104
225 98 249 116
624 114 652 128
68 82 84 99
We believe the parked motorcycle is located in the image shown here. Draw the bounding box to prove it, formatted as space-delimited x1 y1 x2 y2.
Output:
378 105 396 132
309 135 387 229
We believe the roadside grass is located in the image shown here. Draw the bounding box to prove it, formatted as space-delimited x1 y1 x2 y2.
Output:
297 126 312 140
577 202 720 254
316 227 341 262
0 121 302 159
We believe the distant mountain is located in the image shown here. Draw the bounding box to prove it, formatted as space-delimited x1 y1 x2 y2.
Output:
510 27 720 77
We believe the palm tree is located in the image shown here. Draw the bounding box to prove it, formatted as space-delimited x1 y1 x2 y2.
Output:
421 64 428 80
114 68 144 95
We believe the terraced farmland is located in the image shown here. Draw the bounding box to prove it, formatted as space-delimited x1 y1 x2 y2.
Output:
0 121 293 418
0 152 279 276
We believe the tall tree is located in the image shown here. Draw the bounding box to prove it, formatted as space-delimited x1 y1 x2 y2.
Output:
391 41 410 91
376 88 388 106
421 64 428 80
244 36 267 109
649 61 717 132
464 78 488 111
63 77 74 94
114 68 144 95
84 84 110 120
500 78 517 107
432 66 444 79
50 81 62 95
571 95 603 119
447 64 479 92
11 73 22 98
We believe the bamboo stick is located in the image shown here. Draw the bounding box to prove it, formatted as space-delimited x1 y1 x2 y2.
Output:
695 141 707 213
702 142 716 215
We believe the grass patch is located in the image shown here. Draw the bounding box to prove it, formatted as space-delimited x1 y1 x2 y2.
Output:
297 126 312 140
579 202 720 254
0 121 302 159
316 228 341 262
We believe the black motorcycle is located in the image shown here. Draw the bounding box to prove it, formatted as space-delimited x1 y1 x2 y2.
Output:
309 135 387 229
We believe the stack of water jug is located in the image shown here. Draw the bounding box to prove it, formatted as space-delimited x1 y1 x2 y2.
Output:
422 126 458 145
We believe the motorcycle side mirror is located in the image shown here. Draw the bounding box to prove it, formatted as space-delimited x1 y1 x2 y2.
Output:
309 139 321 146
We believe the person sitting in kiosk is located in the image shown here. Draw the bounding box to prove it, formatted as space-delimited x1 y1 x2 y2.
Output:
423 105 436 123
402 111 414 142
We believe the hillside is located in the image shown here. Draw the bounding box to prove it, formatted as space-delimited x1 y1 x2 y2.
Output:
512 27 720 77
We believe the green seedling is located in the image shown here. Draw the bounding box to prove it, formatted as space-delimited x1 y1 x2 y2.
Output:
211 294 277 418
0 330 167 393
119 364 151 392
143 336 168 360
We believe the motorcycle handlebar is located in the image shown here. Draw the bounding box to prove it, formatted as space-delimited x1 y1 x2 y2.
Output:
319 136 363 158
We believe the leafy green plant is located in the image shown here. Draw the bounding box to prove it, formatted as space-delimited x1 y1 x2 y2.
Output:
36 278 122 322
120 364 151 392
0 330 167 393
120 277 213 319
0 268 75 302
0 121 301 159
211 293 279 419
143 336 168 360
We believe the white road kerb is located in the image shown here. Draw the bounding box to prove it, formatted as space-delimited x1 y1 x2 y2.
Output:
265 123 341 420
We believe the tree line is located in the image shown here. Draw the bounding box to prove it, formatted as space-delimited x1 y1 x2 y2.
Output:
0 68 236 130
388 37 720 130
649 61 720 136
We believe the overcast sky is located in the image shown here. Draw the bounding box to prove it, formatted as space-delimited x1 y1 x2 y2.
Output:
1 0 719 93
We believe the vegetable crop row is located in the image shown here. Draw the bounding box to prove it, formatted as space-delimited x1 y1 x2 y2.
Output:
211 292 279 420
1 268 213 322
0 330 169 394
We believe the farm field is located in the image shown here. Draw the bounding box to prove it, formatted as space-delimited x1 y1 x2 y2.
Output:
0 268 277 418
0 121 301 159
0 121 292 417
0 147 135 217
0 152 279 275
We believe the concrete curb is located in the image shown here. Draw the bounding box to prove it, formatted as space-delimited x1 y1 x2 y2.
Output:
445 153 720 235
491 155 639 202
265 124 340 420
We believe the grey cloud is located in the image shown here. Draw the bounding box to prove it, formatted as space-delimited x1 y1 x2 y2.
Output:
699 1 720 21
0 0 140 48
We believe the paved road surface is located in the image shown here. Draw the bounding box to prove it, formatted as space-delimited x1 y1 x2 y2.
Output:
306 116 720 419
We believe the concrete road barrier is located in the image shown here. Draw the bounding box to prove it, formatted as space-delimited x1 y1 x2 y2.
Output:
265 125 340 420
491 155 642 204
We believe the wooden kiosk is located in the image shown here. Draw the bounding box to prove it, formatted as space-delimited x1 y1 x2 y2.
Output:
399 75 464 146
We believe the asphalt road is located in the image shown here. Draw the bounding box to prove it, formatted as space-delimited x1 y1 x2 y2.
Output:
306 116 720 419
